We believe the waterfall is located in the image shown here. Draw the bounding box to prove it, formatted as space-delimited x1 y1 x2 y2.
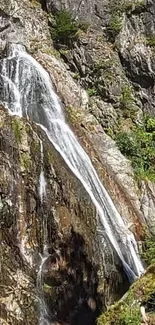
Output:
0 43 144 281
37 246 51 325
39 139 46 202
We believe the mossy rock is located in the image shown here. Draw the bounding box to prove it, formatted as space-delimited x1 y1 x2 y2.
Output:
98 264 155 325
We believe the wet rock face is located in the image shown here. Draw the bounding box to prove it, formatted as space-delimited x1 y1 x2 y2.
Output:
0 108 129 324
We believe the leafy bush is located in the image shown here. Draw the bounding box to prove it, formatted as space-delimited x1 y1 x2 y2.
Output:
50 10 79 46
120 85 133 109
49 10 89 46
142 233 155 266
107 15 122 41
115 115 155 181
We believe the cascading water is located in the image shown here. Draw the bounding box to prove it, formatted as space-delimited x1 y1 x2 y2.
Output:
39 139 46 202
0 43 144 282
37 245 51 325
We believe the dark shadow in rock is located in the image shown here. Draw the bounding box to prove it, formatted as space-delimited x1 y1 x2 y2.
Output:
43 229 104 325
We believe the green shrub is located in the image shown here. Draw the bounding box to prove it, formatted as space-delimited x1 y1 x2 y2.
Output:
145 116 155 131
115 116 155 181
49 10 89 46
120 85 139 119
107 15 122 41
142 233 155 266
50 10 79 46
120 85 133 109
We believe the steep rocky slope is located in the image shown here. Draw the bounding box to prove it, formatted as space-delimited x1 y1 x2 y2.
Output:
0 0 155 324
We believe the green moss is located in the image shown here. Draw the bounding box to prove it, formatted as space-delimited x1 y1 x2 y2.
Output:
59 49 70 55
33 141 40 154
12 119 22 143
98 264 155 325
20 152 31 171
66 105 84 124
115 115 155 181
116 304 141 325
43 283 53 294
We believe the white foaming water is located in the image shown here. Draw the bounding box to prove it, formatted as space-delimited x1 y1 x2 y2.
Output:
0 43 144 281
37 249 50 325
39 171 46 202
37 215 50 324
39 140 46 202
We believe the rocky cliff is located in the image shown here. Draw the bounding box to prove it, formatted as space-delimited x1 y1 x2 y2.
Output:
0 0 155 324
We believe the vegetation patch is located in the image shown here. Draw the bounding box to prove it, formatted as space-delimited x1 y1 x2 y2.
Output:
122 0 146 14
87 88 97 97
120 85 133 109
110 0 146 14
20 152 31 171
98 264 155 325
107 0 146 41
49 10 89 47
142 232 155 266
115 115 155 181
12 118 22 143
146 35 155 47
107 15 123 42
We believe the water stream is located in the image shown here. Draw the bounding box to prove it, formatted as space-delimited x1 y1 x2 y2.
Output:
39 139 46 203
0 43 144 282
37 245 51 325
